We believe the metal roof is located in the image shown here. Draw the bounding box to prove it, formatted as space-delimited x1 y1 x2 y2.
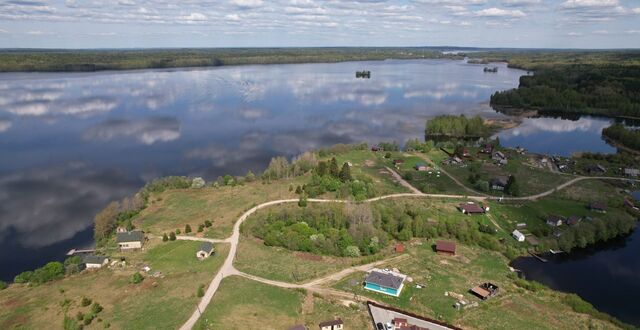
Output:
365 271 404 290
116 231 144 243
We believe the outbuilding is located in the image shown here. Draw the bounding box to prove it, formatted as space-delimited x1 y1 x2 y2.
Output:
319 318 343 330
624 168 639 177
414 163 428 171
196 242 215 260
82 255 109 269
470 283 499 300
458 203 486 215
511 230 525 242
116 231 144 250
435 240 456 256
589 202 607 213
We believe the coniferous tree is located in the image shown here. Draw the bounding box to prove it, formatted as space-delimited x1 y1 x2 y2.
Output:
339 163 352 182
329 157 340 178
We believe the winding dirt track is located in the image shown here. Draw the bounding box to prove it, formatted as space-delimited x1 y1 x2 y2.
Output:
179 168 639 329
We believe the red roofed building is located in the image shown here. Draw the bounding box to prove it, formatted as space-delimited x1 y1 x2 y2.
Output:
435 240 456 256
458 203 486 214
395 243 405 253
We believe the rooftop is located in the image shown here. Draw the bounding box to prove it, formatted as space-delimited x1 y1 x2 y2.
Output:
458 203 485 214
318 318 343 327
199 241 214 252
365 271 405 290
116 231 144 243
82 255 107 264
436 240 456 253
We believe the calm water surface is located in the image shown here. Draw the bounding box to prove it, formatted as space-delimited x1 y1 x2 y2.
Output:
511 229 640 326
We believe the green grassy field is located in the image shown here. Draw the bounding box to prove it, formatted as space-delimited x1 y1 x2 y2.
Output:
136 178 306 238
193 276 371 330
0 240 229 330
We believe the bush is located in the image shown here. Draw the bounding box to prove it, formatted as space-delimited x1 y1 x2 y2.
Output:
175 229 181 235
83 314 94 325
91 302 103 314
198 224 204 233
169 232 177 241
14 270 33 283
204 220 212 227
76 311 84 321
185 224 192 233
344 245 361 257
162 233 168 242
0 281 7 290
63 315 82 330
197 284 205 297
81 297 92 307
191 177 206 188
130 272 144 284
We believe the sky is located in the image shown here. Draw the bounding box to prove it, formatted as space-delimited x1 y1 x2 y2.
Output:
0 0 639 49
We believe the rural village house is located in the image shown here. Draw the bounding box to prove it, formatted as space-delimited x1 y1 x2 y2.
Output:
196 242 215 260
318 318 344 330
435 240 456 256
364 269 406 297
116 231 145 250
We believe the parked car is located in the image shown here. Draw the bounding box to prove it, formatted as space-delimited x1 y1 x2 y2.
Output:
376 322 385 330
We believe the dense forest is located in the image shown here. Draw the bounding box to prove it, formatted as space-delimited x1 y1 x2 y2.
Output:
490 65 640 118
602 124 640 152
424 115 490 138
0 48 459 72
246 201 513 258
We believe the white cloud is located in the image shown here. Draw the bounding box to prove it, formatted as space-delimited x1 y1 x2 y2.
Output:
474 7 526 17
0 119 11 133
560 0 619 9
230 0 263 9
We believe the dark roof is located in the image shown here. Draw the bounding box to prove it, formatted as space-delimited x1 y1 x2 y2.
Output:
490 176 509 187
458 203 485 214
547 215 565 222
566 215 581 225
590 202 607 210
116 231 144 243
436 240 456 253
414 162 427 167
82 255 107 264
365 271 404 290
199 241 214 252
318 318 343 327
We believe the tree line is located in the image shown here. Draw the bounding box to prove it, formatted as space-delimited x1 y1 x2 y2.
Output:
490 65 640 118
602 123 640 152
425 115 490 138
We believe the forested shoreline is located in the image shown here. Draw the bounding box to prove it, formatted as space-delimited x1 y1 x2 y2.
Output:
0 47 459 72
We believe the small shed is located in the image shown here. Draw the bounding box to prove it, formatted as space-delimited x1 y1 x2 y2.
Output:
393 159 405 165
470 283 499 300
511 230 525 242
624 168 639 177
395 243 405 253
82 255 109 269
414 162 428 171
458 203 486 214
197 242 215 260
566 215 582 226
435 240 456 256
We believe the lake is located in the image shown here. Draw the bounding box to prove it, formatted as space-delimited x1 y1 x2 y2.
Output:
511 229 640 326
0 59 620 282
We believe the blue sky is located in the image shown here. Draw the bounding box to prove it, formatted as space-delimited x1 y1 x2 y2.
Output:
0 0 639 49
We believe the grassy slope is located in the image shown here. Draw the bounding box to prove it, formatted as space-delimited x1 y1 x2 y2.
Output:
332 241 620 330
193 276 371 330
0 241 229 330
